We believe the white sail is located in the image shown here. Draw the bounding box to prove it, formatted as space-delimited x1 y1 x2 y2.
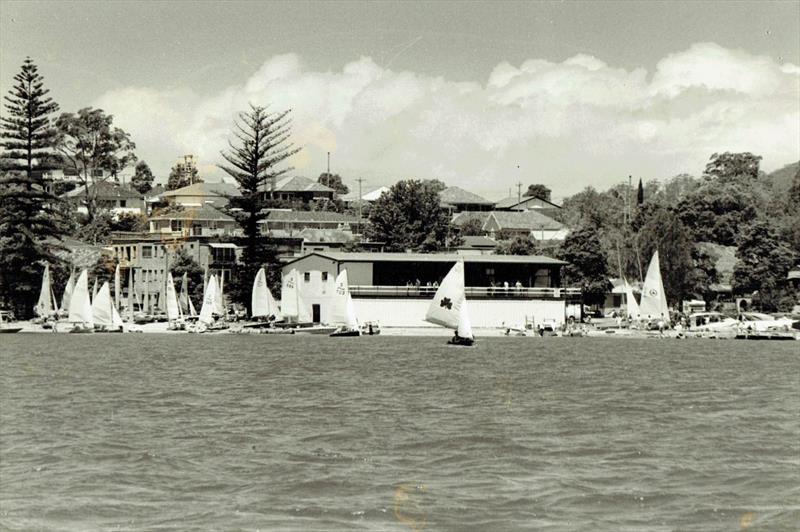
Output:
179 272 189 315
92 278 98 301
456 300 473 339
639 251 670 322
216 275 226 316
252 268 270 318
91 282 113 327
188 295 197 317
68 270 94 327
624 279 641 321
143 270 150 313
60 270 75 314
281 269 299 319
111 304 124 329
165 272 180 322
35 263 53 317
127 268 134 323
198 274 217 325
114 264 121 310
331 270 359 329
425 261 466 330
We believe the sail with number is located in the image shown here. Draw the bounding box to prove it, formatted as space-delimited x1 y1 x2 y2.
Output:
68 270 94 327
281 269 311 322
639 251 670 322
35 264 54 317
252 267 281 319
165 272 180 322
198 274 218 325
331 270 359 330
624 278 641 321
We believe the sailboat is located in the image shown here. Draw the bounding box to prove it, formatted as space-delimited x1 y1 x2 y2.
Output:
165 272 183 330
280 268 331 333
34 263 56 322
114 264 121 311
329 270 361 337
623 278 641 322
59 269 76 318
639 251 670 326
91 282 123 332
425 260 475 346
251 267 282 320
135 270 154 324
0 307 22 333
192 274 227 333
68 269 94 333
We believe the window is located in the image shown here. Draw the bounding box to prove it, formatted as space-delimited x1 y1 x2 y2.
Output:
171 220 183 232
304 272 311 282
120 200 127 208
322 272 329 282
141 246 152 259
486 268 495 275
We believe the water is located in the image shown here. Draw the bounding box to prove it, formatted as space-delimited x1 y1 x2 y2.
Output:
1 335 798 531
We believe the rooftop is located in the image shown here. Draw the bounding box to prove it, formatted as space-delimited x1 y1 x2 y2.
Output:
283 251 567 267
489 210 565 231
439 186 494 206
495 195 562 210
149 204 235 222
258 209 362 223
341 185 390 202
457 235 498 248
61 181 143 200
162 181 241 198
273 176 335 194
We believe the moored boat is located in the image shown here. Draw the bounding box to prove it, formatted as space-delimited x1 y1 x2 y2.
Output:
329 270 362 337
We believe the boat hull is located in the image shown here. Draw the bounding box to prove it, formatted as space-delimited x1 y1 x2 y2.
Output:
330 329 361 337
0 328 23 334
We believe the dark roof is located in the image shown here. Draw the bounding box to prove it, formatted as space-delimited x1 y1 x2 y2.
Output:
258 209 362 223
451 211 491 226
274 176 334 194
489 211 565 231
283 251 566 267
458 235 498 248
495 195 562 210
149 204 234 222
162 181 241 198
61 181 143 200
298 228 355 243
440 186 494 206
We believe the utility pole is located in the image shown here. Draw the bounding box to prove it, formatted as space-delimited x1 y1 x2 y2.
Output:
355 177 365 239
516 182 523 204
327 152 331 175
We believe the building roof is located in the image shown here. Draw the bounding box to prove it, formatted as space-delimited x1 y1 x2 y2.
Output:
341 186 390 202
162 181 241 198
439 186 494 206
488 210 565 231
495 195 562 210
458 235 498 248
298 228 355 243
451 211 491 226
149 204 235 222
258 209 362 223
273 176 334 194
283 251 566 268
61 181 143 200
788 268 800 281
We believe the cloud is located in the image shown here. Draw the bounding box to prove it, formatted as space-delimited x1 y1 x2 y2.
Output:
95 44 800 198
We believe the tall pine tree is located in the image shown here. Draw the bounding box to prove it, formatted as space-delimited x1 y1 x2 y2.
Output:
218 103 300 312
0 58 68 318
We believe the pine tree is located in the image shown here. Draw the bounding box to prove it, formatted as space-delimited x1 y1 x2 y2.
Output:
131 160 155 194
0 58 68 318
218 103 300 312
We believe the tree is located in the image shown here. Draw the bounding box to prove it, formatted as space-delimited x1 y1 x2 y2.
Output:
496 236 539 255
636 178 644 206
732 220 796 311
131 160 154 194
318 172 349 195
166 156 201 190
218 103 300 312
110 212 148 233
557 225 610 306
0 58 69 318
704 152 762 182
676 179 761 246
170 248 204 311
459 217 485 236
55 107 136 221
525 184 551 201
366 179 452 252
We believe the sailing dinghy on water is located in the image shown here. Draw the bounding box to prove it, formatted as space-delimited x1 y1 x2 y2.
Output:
91 282 124 332
624 278 641 322
68 269 94 333
165 272 184 330
639 251 670 326
330 270 361 337
34 263 57 323
251 267 282 322
191 274 227 333
425 260 475 346
59 269 76 318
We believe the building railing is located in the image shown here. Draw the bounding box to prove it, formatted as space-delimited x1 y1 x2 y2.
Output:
349 285 582 299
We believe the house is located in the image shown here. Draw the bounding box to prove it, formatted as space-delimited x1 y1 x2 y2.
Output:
452 210 568 241
455 235 498 255
341 186 390 205
61 181 146 217
258 209 364 236
494 194 562 218
263 176 335 203
161 181 241 208
148 204 240 238
439 186 495 212
280 251 579 327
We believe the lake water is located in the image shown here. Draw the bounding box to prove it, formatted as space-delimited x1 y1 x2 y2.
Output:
1 335 798 531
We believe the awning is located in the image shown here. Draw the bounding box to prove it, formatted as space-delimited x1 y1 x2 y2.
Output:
207 243 238 249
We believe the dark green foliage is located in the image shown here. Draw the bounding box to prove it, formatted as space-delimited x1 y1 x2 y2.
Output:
496 236 539 256
224 239 282 311
89 253 117 288
703 151 762 182
732 220 796 311
0 58 69 318
110 212 148 233
72 211 113 245
218 103 300 312
459 217 485 236
636 206 694 305
676 177 760 246
636 178 644 205
318 172 349 195
685 246 719 302
55 107 136 221
166 158 201 190
131 160 155 194
525 184 551 201
169 248 204 310
557 225 610 306
366 179 452 252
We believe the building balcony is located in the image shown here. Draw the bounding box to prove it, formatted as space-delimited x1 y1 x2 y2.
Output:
349 285 582 300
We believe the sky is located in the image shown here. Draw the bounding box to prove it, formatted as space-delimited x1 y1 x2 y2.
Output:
1 0 799 199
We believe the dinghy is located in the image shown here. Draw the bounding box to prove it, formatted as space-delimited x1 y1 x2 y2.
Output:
250 267 282 326
68 270 94 333
0 307 22 333
165 272 184 330
34 263 58 324
639 251 670 328
59 269 76 318
425 260 475 346
92 281 124 332
330 270 361 337
190 274 227 333
279 268 332 333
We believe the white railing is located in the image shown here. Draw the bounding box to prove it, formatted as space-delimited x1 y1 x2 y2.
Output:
349 285 581 299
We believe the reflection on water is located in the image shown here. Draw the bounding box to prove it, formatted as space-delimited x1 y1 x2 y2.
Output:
1 335 798 531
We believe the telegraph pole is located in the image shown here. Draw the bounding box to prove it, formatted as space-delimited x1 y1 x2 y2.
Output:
516 182 523 204
355 177 366 239
327 152 331 175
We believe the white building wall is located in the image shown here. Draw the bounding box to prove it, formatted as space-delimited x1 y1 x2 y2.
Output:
351 297 566 328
